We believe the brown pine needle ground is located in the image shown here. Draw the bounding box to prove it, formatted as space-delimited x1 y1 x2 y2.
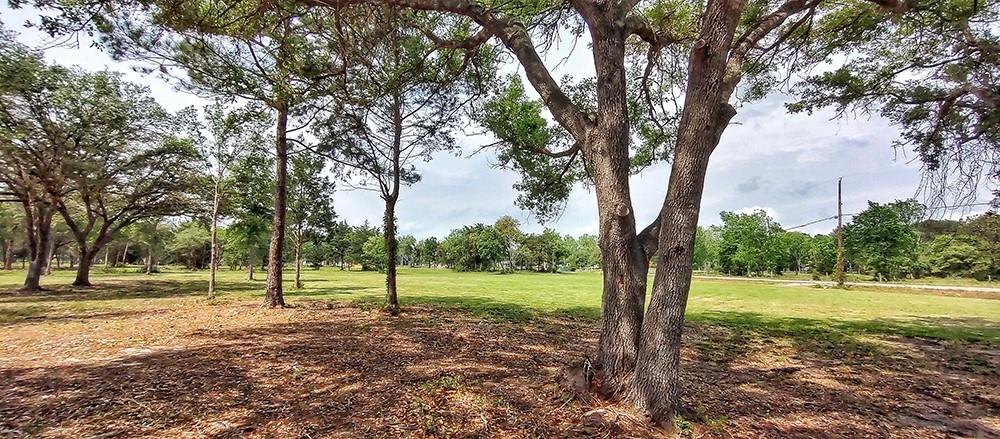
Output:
1 271 998 438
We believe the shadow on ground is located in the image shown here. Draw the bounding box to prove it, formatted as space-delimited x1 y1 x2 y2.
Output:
0 301 998 438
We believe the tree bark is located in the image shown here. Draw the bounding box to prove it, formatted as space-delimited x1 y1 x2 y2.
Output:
264 105 289 307
209 183 221 298
580 8 650 396
247 247 255 281
74 247 96 287
21 200 53 292
2 240 12 270
630 0 745 424
384 198 400 314
43 236 55 276
293 233 303 289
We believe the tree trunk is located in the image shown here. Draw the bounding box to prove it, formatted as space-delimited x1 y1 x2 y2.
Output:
22 202 53 292
121 241 130 266
264 106 289 307
2 240 12 270
583 16 650 397
384 198 400 314
209 184 221 298
43 237 55 276
631 0 744 424
293 233 303 289
247 247 255 281
73 247 97 287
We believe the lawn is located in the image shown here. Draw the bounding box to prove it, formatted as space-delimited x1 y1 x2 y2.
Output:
3 267 998 343
1 267 999 438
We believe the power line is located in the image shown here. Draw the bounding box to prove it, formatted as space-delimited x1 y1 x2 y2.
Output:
784 201 995 231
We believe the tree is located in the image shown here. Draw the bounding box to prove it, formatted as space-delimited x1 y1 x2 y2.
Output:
565 234 602 271
92 0 344 306
30 0 959 422
921 234 979 278
131 218 170 274
168 220 212 269
789 0 1000 206
441 224 506 272
287 152 336 288
960 212 1000 280
844 201 920 281
692 226 721 272
47 74 200 287
0 204 21 270
361 234 388 270
397 235 418 266
779 231 813 274
493 216 524 272
314 6 488 313
197 102 271 297
718 210 783 276
226 150 276 281
0 35 65 291
809 234 838 276
417 237 440 268
346 222 380 269
516 228 567 272
0 34 199 288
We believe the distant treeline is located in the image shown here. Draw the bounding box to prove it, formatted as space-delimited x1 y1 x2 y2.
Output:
693 200 999 281
0 212 601 275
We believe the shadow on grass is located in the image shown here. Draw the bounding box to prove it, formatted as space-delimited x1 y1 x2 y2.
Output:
0 279 262 304
688 310 1000 347
0 310 595 438
2 305 997 438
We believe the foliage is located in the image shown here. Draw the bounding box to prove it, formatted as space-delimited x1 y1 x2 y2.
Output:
843 201 921 280
789 0 1000 205
168 220 212 269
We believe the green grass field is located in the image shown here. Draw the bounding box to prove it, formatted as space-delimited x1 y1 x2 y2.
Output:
2 266 998 344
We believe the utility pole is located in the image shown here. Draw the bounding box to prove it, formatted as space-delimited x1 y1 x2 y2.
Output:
836 177 845 288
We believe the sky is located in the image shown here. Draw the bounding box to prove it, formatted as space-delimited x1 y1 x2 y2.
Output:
2 4 992 239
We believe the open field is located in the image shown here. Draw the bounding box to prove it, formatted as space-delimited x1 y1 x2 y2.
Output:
1 267 999 438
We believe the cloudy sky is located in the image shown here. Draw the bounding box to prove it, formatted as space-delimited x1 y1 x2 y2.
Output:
2 4 991 239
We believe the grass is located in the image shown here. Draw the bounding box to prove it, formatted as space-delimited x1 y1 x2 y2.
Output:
697 270 1000 288
1 266 998 344
2 266 999 438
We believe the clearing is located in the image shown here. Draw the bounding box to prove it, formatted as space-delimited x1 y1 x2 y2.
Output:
1 268 998 438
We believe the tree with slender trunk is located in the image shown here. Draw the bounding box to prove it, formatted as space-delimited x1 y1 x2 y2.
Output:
90 0 345 306
195 102 270 298
287 153 336 289
314 6 490 312
226 150 277 284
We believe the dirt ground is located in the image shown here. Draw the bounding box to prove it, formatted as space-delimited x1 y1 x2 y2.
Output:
1 298 998 438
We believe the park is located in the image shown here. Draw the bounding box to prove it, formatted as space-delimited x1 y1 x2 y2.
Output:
1 0 999 436
1 267 998 437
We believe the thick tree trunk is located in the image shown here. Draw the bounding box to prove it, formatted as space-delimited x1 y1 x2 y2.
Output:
384 198 400 314
584 15 650 396
209 185 221 298
264 106 289 307
22 202 53 293
630 0 745 424
74 248 96 287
